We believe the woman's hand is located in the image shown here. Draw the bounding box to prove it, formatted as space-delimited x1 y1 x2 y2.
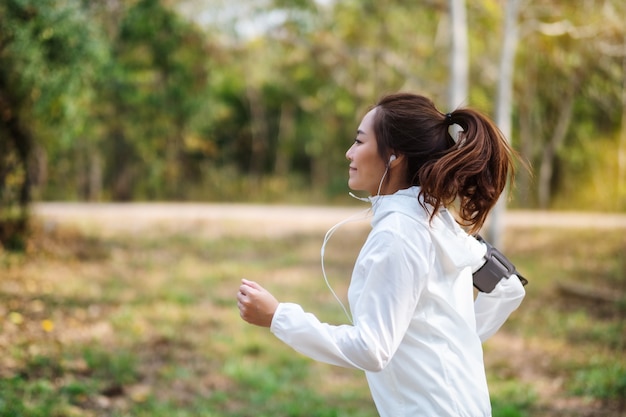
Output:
237 279 279 327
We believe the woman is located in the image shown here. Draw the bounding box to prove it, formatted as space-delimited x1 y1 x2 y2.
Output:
236 93 526 417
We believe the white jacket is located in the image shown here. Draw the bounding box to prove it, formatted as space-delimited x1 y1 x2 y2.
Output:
270 186 525 417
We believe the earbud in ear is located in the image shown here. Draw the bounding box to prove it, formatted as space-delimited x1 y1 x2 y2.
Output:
389 155 397 163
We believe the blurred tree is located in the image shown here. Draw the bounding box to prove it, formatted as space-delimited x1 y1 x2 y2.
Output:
2 0 623 212
0 0 105 248
486 0 521 246
96 0 211 200
516 0 625 210
449 0 469 109
206 0 449 196
620 50 626 209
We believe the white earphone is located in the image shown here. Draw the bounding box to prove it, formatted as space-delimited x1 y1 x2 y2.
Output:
388 154 397 165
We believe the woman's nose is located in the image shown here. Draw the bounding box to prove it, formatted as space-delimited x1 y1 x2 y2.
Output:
345 145 353 160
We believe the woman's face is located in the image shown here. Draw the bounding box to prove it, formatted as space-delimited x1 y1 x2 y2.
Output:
345 108 387 195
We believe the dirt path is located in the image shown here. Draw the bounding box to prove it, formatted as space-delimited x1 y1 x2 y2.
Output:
32 203 626 237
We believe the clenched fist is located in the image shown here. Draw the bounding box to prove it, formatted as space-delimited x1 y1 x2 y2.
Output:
236 279 279 327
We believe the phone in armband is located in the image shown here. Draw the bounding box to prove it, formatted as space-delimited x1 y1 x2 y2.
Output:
473 235 528 293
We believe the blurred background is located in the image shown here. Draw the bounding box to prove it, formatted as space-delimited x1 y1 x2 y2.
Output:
1 1 625 416
1 0 625 235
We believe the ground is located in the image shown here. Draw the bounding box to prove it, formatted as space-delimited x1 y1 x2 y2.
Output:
25 203 626 416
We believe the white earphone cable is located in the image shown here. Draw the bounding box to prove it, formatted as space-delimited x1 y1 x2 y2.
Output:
320 208 369 324
320 164 391 324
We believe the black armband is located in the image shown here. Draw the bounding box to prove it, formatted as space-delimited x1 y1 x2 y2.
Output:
473 235 528 293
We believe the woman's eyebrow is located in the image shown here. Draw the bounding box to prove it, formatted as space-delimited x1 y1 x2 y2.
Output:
356 129 365 135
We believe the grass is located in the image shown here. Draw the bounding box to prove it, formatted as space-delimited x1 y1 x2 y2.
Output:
0 215 624 416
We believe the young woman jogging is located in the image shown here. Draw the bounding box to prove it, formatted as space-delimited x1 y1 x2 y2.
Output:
237 92 526 417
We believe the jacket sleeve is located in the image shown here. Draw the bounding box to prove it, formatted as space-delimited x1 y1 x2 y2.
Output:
474 274 525 342
270 229 429 372
451 221 525 343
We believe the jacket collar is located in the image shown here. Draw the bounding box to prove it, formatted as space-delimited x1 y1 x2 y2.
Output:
369 186 432 227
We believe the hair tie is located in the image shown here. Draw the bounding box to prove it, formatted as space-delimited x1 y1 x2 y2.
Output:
445 113 453 125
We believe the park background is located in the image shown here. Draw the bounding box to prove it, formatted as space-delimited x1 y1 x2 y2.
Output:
1 0 625 416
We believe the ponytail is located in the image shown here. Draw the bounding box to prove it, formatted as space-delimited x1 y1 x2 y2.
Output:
418 108 516 233
372 93 516 233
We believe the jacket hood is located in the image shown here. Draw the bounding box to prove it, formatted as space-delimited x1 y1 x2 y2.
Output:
369 187 486 272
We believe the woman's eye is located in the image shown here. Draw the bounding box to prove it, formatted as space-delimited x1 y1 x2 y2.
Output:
354 138 362 144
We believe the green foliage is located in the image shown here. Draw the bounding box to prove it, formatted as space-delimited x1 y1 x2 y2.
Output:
0 209 28 251
89 0 212 200
571 362 626 401
82 346 139 386
1 0 626 214
0 0 103 122
490 379 537 417
0 0 107 247
513 1 625 210
499 226 626 413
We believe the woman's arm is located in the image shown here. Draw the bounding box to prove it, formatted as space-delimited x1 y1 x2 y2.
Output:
239 229 428 372
474 275 525 342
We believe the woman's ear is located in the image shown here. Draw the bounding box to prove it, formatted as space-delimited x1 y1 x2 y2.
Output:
388 153 405 168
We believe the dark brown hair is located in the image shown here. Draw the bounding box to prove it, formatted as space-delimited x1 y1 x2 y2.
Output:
372 93 516 233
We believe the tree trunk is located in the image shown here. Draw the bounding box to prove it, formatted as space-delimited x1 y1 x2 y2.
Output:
88 152 103 201
448 0 469 110
537 90 576 209
0 91 32 212
486 0 520 247
618 48 626 210
0 87 32 248
517 88 534 206
538 90 578 209
275 102 295 177
110 127 135 201
245 84 269 183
